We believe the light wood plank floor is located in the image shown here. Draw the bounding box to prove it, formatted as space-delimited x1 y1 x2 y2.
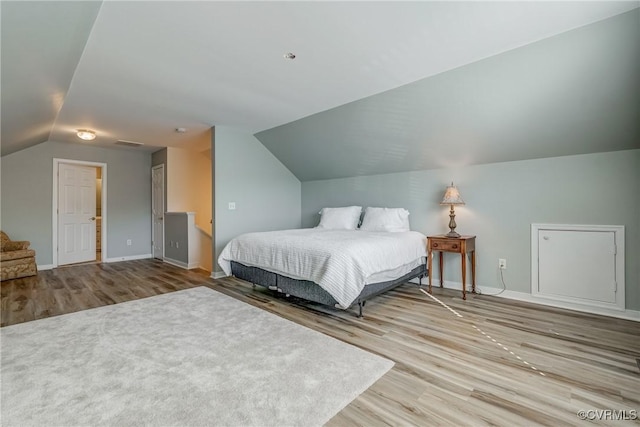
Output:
2 259 639 426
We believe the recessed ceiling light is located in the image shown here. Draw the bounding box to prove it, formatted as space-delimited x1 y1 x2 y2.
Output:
76 129 96 141
283 52 296 60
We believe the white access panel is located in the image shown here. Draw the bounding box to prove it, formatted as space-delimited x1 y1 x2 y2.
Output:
532 224 625 311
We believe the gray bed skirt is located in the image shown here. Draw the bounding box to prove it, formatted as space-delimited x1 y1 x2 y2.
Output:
230 261 427 317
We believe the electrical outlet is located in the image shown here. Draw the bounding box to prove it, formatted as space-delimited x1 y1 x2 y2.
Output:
126 239 132 246
228 202 236 210
498 258 507 270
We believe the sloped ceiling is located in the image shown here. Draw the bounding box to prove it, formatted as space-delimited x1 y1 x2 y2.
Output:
1 1 638 163
256 9 640 181
1 1 101 155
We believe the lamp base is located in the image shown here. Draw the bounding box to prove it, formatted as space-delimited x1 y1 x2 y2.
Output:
446 205 461 238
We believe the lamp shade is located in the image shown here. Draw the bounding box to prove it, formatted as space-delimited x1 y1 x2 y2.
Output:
440 182 465 206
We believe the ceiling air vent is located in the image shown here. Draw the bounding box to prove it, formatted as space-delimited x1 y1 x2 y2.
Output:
115 139 144 147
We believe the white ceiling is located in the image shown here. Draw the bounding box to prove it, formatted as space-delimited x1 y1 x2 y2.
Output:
2 1 638 156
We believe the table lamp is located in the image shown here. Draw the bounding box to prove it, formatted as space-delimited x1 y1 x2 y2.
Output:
440 182 465 238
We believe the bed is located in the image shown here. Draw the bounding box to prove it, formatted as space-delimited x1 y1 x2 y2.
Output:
218 225 428 317
228 260 426 317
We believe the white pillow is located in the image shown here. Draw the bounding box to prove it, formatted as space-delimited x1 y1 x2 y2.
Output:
316 206 362 230
359 207 410 232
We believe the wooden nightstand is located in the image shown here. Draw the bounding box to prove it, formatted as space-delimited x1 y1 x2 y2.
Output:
427 235 476 300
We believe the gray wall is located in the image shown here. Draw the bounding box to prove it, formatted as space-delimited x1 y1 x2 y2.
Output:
164 213 188 263
213 126 301 272
151 147 167 167
1 140 152 265
301 150 640 310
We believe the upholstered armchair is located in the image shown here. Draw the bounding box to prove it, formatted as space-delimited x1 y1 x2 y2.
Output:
0 231 37 281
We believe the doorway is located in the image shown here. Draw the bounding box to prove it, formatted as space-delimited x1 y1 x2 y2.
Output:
53 159 107 267
152 164 165 259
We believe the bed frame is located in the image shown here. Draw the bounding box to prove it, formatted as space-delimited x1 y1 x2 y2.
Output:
230 261 427 317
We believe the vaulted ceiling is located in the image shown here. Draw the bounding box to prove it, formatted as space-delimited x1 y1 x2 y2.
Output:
2 1 639 179
257 8 640 181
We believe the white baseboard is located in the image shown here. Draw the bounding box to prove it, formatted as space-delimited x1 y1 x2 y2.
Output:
485 287 640 322
198 265 212 273
39 255 152 269
422 278 640 322
163 258 189 269
211 271 227 279
104 254 152 263
163 257 208 271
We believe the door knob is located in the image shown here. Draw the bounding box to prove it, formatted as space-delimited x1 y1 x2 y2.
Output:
89 217 96 221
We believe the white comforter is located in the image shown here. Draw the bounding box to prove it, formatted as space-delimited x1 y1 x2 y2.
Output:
218 228 427 308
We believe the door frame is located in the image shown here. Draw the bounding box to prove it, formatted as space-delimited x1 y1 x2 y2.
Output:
52 158 107 267
151 164 165 260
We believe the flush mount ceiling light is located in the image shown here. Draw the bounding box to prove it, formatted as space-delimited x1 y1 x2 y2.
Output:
175 127 187 133
283 52 296 60
76 129 96 141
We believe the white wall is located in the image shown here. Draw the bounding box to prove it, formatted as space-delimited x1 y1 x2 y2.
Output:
301 150 640 310
1 141 152 265
194 149 213 233
166 147 212 230
162 147 213 271
213 126 301 273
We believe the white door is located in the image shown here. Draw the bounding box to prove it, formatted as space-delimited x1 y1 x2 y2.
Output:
58 164 97 265
152 165 165 259
538 229 617 304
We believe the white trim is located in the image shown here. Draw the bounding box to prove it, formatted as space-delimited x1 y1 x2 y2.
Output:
37 264 55 271
531 223 625 312
483 285 640 322
211 271 227 279
427 279 640 322
195 225 212 238
104 254 152 263
52 158 107 268
163 257 201 270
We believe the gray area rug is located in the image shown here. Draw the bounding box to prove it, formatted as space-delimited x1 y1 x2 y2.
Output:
1 287 393 426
